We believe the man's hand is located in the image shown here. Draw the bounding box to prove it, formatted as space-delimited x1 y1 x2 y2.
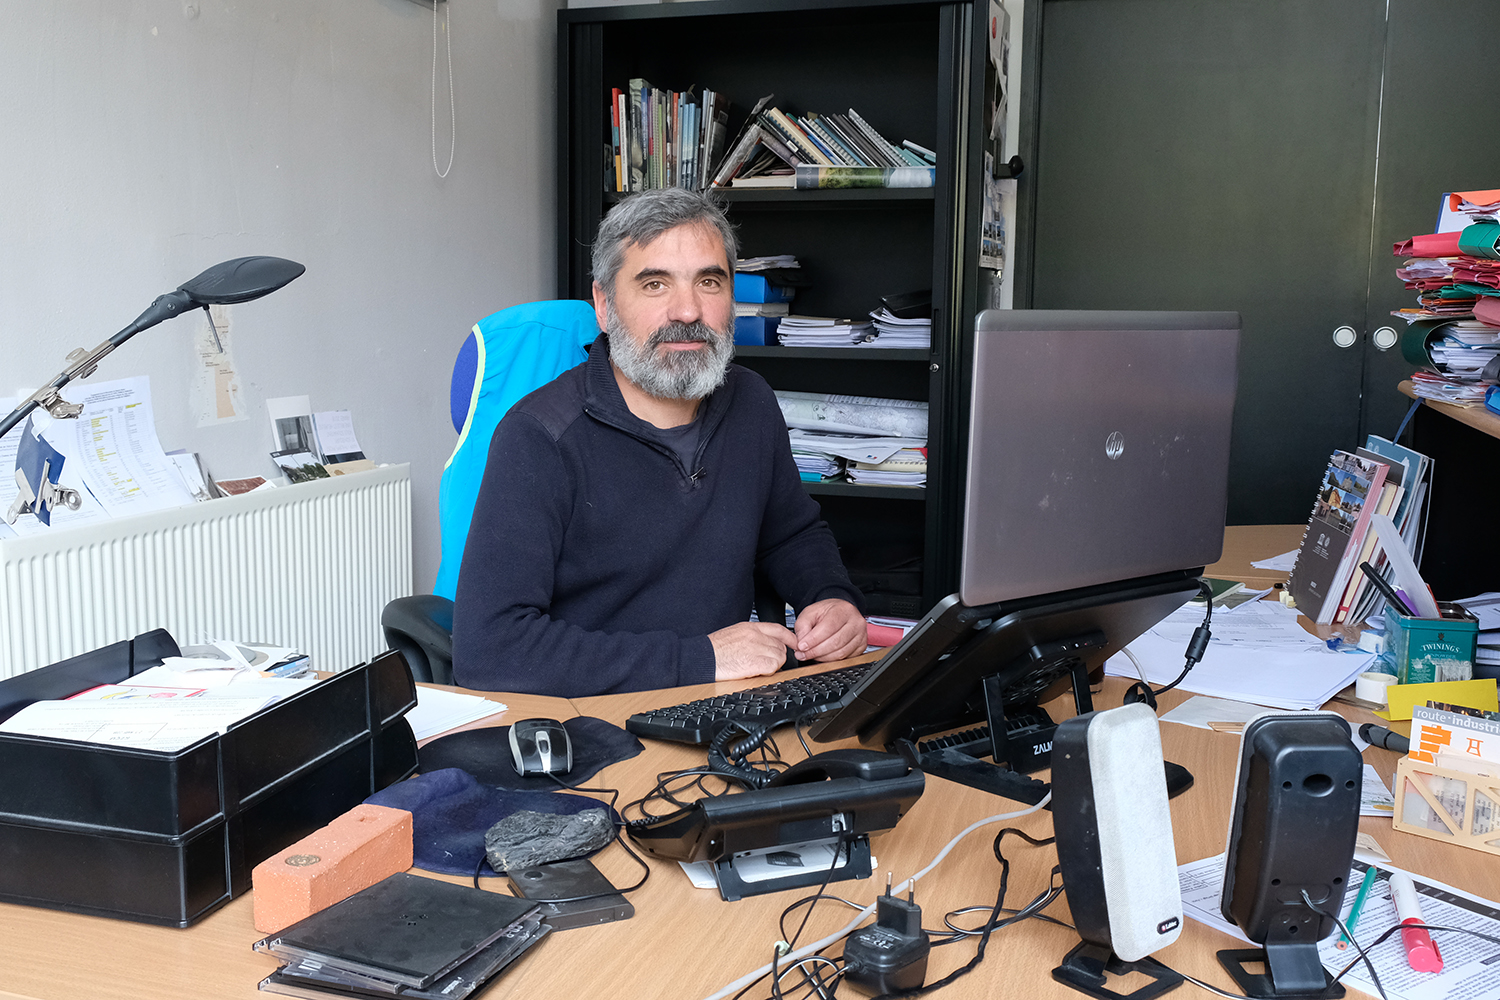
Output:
793 599 867 663
709 621 797 681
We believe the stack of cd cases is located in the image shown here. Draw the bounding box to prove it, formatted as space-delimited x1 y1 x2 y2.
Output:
253 872 549 999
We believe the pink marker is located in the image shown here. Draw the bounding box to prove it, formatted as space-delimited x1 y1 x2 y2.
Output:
1389 872 1443 973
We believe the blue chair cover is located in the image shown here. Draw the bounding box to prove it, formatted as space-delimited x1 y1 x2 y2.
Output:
433 300 598 600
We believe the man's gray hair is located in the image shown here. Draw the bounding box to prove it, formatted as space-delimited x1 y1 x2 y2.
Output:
592 188 738 299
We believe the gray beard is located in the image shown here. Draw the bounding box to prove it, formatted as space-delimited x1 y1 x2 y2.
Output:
605 306 735 401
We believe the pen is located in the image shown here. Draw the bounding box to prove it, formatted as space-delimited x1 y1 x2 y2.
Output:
1389 872 1443 972
1336 866 1378 950
1359 562 1417 618
1358 722 1411 754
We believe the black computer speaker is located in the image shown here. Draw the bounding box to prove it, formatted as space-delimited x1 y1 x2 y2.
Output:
1218 712 1362 999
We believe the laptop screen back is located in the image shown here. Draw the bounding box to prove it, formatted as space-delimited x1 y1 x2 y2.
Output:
960 309 1240 606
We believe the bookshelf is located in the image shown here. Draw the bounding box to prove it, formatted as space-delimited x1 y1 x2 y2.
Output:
558 0 1010 615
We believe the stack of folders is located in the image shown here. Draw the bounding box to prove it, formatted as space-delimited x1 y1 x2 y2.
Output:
1285 435 1431 626
734 273 794 346
254 873 549 1000
776 317 877 347
1392 189 1500 406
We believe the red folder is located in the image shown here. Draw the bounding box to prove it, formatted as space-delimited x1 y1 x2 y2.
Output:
1393 231 1463 257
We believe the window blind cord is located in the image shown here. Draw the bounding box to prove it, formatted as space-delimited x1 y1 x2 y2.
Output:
432 0 455 178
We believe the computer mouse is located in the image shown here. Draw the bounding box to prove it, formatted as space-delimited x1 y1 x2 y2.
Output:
508 718 573 776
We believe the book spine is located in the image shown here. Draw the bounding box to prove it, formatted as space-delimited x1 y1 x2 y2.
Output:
763 108 834 166
711 123 763 187
1319 462 1389 623
609 88 623 192
756 127 803 167
1334 483 1402 622
806 116 865 166
628 79 646 192
830 111 896 167
698 92 714 189
847 109 914 168
793 165 935 189
795 115 846 165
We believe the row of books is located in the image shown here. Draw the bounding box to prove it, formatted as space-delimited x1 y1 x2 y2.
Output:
712 96 936 190
604 82 936 193
1392 189 1500 406
609 80 730 193
1286 435 1431 626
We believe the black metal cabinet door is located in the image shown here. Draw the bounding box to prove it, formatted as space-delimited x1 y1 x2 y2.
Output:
1026 0 1387 524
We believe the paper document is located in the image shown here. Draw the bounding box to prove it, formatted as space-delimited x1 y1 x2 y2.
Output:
0 415 112 536
0 695 285 752
1104 601 1373 710
1180 854 1500 1000
312 410 364 462
1252 548 1299 571
406 688 508 742
774 391 929 438
1158 696 1269 731
44 376 195 517
1361 763 1394 817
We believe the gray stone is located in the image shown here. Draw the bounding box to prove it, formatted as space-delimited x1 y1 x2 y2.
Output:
484 807 615 873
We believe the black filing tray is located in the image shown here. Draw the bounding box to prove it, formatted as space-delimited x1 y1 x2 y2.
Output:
0 629 418 926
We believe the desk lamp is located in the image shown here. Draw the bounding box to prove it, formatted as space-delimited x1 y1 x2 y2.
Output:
1 256 305 522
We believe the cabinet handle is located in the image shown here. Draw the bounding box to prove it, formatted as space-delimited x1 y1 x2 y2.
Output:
1332 326 1358 349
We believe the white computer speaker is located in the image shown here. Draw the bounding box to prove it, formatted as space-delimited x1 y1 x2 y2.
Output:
1052 702 1183 999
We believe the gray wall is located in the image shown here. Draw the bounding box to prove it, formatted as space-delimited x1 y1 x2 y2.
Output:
0 0 563 595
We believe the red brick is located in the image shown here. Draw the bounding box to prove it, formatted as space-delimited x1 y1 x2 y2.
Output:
252 803 413 934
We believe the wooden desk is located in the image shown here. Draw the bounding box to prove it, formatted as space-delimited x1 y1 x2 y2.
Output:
1205 523 1305 591
0 670 1491 1000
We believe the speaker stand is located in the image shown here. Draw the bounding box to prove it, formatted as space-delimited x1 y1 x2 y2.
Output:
1052 940 1183 1000
1217 946 1345 999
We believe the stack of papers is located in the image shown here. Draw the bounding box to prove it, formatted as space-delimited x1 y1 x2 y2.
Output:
847 447 926 486
0 674 321 752
1180 854 1500 1000
737 255 800 272
864 308 931 348
791 450 841 481
404 687 508 742
1409 368 1491 405
1427 321 1500 376
1456 592 1500 668
775 316 876 347
1104 600 1373 710
779 398 927 487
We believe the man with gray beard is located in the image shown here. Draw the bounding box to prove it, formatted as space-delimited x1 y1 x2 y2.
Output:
451 189 866 697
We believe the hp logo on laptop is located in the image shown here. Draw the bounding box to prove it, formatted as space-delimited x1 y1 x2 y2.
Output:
1105 431 1125 460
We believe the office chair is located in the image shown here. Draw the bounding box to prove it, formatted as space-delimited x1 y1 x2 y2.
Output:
382 300 599 683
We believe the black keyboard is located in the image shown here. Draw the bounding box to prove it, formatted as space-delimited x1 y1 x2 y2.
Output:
625 663 875 745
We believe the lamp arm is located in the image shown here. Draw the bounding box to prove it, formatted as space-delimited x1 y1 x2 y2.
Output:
0 287 196 441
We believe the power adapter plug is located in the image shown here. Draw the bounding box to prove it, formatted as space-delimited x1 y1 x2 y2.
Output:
842 882 931 996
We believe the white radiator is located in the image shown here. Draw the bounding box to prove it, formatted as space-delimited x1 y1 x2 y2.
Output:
0 464 412 678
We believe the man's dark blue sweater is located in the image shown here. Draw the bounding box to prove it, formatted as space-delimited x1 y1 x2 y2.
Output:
451 336 863 697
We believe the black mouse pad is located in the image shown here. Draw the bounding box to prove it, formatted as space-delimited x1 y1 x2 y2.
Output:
366 767 613 876
416 716 643 790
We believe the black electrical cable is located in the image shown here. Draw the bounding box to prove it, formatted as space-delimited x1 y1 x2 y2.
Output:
1125 578 1214 709
1299 888 1386 1000
863 826 1054 999
469 774 651 902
